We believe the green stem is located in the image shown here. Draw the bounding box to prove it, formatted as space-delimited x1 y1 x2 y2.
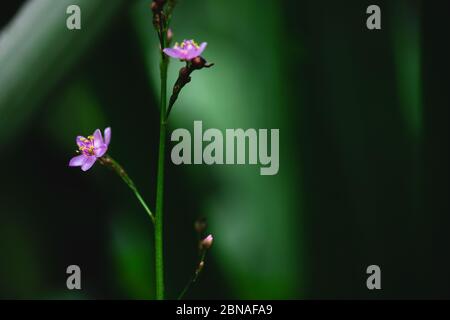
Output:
101 155 155 224
155 37 168 300
177 251 207 300
132 186 155 224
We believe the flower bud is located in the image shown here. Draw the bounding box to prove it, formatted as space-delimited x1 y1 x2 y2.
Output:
151 0 165 13
167 28 173 44
194 217 207 234
200 234 213 250
191 56 206 70
151 2 158 12
191 56 214 70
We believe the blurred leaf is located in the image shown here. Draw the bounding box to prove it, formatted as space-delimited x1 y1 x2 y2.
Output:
391 0 423 138
0 0 127 149
110 208 155 299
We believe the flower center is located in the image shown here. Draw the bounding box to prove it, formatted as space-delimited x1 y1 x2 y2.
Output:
79 136 95 156
177 40 199 50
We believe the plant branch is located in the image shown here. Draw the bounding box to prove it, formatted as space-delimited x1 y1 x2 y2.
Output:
177 251 207 300
99 155 155 224
155 26 169 302
165 58 214 121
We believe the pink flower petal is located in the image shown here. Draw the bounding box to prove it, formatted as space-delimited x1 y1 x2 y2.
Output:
76 136 86 148
163 48 184 60
94 145 107 158
198 42 207 53
191 42 207 59
69 155 87 167
81 156 97 171
93 129 104 148
104 127 111 146
164 40 208 61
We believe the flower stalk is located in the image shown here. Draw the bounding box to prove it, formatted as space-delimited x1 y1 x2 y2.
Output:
155 52 168 300
153 0 170 300
165 57 214 120
154 21 213 300
177 234 214 300
99 155 155 224
69 127 155 224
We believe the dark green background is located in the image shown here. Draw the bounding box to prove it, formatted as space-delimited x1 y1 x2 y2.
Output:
0 0 449 299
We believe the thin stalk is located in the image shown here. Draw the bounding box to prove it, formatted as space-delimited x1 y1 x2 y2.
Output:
177 251 207 300
100 155 155 224
132 186 155 224
155 34 168 300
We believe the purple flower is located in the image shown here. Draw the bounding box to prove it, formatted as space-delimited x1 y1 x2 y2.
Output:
69 127 111 171
163 40 207 61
